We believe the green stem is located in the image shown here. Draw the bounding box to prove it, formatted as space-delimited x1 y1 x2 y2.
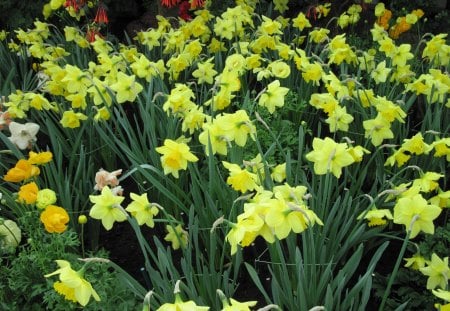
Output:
80 223 85 258
378 230 411 311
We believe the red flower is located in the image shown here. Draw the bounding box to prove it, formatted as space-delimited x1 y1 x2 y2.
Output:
86 27 103 42
179 1 192 20
189 0 205 9
63 0 87 12
94 3 109 24
161 0 181 8
64 0 78 11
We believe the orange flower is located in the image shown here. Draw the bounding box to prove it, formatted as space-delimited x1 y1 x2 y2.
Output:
86 26 103 43
18 182 39 204
389 17 411 39
3 159 40 183
28 151 53 165
161 0 181 8
0 110 11 130
189 0 204 9
40 205 70 233
93 168 122 191
377 9 392 30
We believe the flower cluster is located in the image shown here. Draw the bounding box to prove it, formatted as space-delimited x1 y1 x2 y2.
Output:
2 151 70 234
225 184 323 255
375 3 424 39
43 0 109 42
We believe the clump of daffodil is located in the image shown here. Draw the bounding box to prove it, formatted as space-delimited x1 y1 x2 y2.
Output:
224 184 322 255
198 110 255 156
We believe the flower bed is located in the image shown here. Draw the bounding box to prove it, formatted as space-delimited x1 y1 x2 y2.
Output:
0 1 449 310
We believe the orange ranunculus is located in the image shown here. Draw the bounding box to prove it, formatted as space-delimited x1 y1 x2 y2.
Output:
389 18 411 39
28 151 53 165
40 205 70 233
3 159 40 183
18 182 39 204
377 9 392 30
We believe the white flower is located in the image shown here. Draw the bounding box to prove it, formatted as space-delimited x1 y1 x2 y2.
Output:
8 121 40 149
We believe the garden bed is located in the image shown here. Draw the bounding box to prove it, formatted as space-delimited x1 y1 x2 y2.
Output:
0 1 449 310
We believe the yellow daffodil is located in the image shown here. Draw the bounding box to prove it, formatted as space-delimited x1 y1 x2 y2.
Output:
156 139 199 178
305 137 355 178
192 58 217 84
393 194 441 238
164 224 188 250
404 253 426 270
309 28 330 44
292 12 311 31
371 60 391 84
271 163 286 183
45 260 101 306
60 110 88 128
258 80 289 114
420 254 450 290
222 161 259 193
325 105 354 132
402 132 431 155
157 294 209 311
385 147 411 167
125 193 159 228
109 72 143 104
363 114 394 146
220 294 257 311
358 208 393 227
89 186 127 230
412 172 444 193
